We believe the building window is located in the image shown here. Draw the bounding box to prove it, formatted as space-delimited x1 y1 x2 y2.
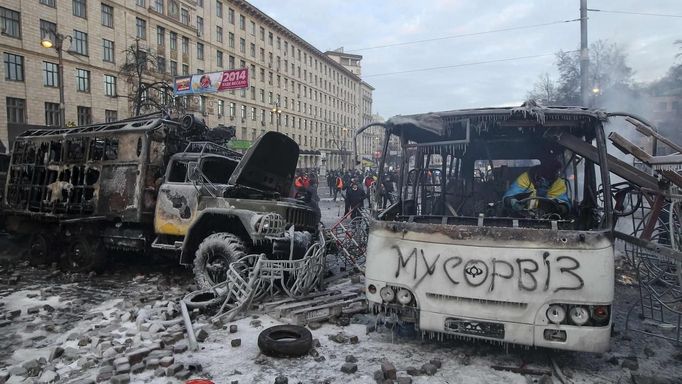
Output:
136 18 146 40
73 30 88 56
157 57 166 72
239 38 245 53
41 0 56 7
99 42 116 65
169 32 177 51
169 0 179 18
104 74 116 96
77 106 92 125
182 36 189 54
101 4 113 27
196 16 203 36
76 69 90 92
228 32 234 48
217 100 224 116
157 26 165 46
228 8 234 24
197 0 203 6
73 0 87 18
40 19 56 41
250 43 255 58
217 50 223 67
240 105 246 119
216 26 223 43
3 53 24 81
43 62 59 87
170 60 177 76
250 86 255 100
182 64 188 75
216 1 222 18
196 43 204 60
268 32 273 46
153 0 164 13
229 102 235 117
251 107 256 120
105 110 117 123
0 7 21 38
239 15 245 30
228 55 235 69
181 8 189 25
250 21 256 35
45 102 60 126
6 97 26 124
136 0 145 6
259 27 265 41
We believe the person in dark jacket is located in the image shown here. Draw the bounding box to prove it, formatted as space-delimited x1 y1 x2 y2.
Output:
344 182 366 218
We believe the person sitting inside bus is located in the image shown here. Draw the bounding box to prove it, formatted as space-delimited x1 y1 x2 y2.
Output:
503 157 571 216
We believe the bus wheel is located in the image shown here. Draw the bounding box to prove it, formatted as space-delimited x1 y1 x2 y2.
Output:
28 232 60 267
61 236 107 273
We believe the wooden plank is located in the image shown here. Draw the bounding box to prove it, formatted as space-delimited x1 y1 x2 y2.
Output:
545 130 660 191
659 169 682 189
608 132 653 164
626 117 682 154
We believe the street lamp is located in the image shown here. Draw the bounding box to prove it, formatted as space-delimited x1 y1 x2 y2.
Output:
271 102 282 132
41 32 72 128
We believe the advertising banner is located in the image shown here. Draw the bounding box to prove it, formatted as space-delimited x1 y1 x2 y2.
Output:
174 68 249 96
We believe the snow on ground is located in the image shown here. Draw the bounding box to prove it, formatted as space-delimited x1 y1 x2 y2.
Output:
180 314 528 384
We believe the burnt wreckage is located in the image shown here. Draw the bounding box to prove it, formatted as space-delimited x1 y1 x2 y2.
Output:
1 114 320 283
357 103 678 352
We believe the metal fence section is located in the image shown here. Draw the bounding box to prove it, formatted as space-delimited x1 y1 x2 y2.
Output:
616 232 682 345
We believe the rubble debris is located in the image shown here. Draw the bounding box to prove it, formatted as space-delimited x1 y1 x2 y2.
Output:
231 338 242 347
274 376 288 384
345 355 358 363
381 361 397 380
622 357 640 371
229 324 238 333
196 328 209 342
421 363 438 376
340 363 358 374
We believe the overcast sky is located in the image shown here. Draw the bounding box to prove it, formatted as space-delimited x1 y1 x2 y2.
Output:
250 0 681 119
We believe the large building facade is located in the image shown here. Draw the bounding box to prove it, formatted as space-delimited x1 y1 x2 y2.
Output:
0 0 373 170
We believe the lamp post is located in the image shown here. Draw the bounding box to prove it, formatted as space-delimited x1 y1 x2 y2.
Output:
41 32 71 128
271 102 282 132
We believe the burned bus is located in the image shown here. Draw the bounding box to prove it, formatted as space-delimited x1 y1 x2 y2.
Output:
358 103 634 352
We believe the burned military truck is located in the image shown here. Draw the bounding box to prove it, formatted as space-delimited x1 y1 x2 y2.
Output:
1 115 209 270
357 104 652 352
154 131 321 289
1 114 320 282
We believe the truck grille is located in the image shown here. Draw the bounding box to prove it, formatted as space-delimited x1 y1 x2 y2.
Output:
285 208 315 229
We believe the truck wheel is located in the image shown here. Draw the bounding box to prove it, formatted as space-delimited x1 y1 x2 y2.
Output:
193 233 247 289
28 232 60 267
61 236 107 273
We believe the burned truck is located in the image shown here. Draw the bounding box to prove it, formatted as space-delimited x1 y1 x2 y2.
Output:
357 104 654 352
2 115 319 281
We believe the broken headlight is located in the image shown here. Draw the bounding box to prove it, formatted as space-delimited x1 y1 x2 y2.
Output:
255 213 285 236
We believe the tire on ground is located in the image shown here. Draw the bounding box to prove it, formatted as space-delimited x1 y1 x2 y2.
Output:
257 325 313 357
60 236 107 273
183 289 225 309
193 232 247 290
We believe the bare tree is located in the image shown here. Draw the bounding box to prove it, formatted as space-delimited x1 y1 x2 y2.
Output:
530 40 634 106
527 73 558 104
119 39 184 117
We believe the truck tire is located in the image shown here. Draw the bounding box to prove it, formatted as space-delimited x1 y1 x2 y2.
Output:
193 233 247 290
61 236 107 273
257 325 313 357
28 232 60 267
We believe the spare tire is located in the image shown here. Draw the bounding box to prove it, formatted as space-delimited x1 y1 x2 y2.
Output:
257 325 313 357
183 289 225 309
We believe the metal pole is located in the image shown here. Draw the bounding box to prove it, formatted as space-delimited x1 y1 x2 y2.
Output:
57 35 66 127
580 0 590 107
